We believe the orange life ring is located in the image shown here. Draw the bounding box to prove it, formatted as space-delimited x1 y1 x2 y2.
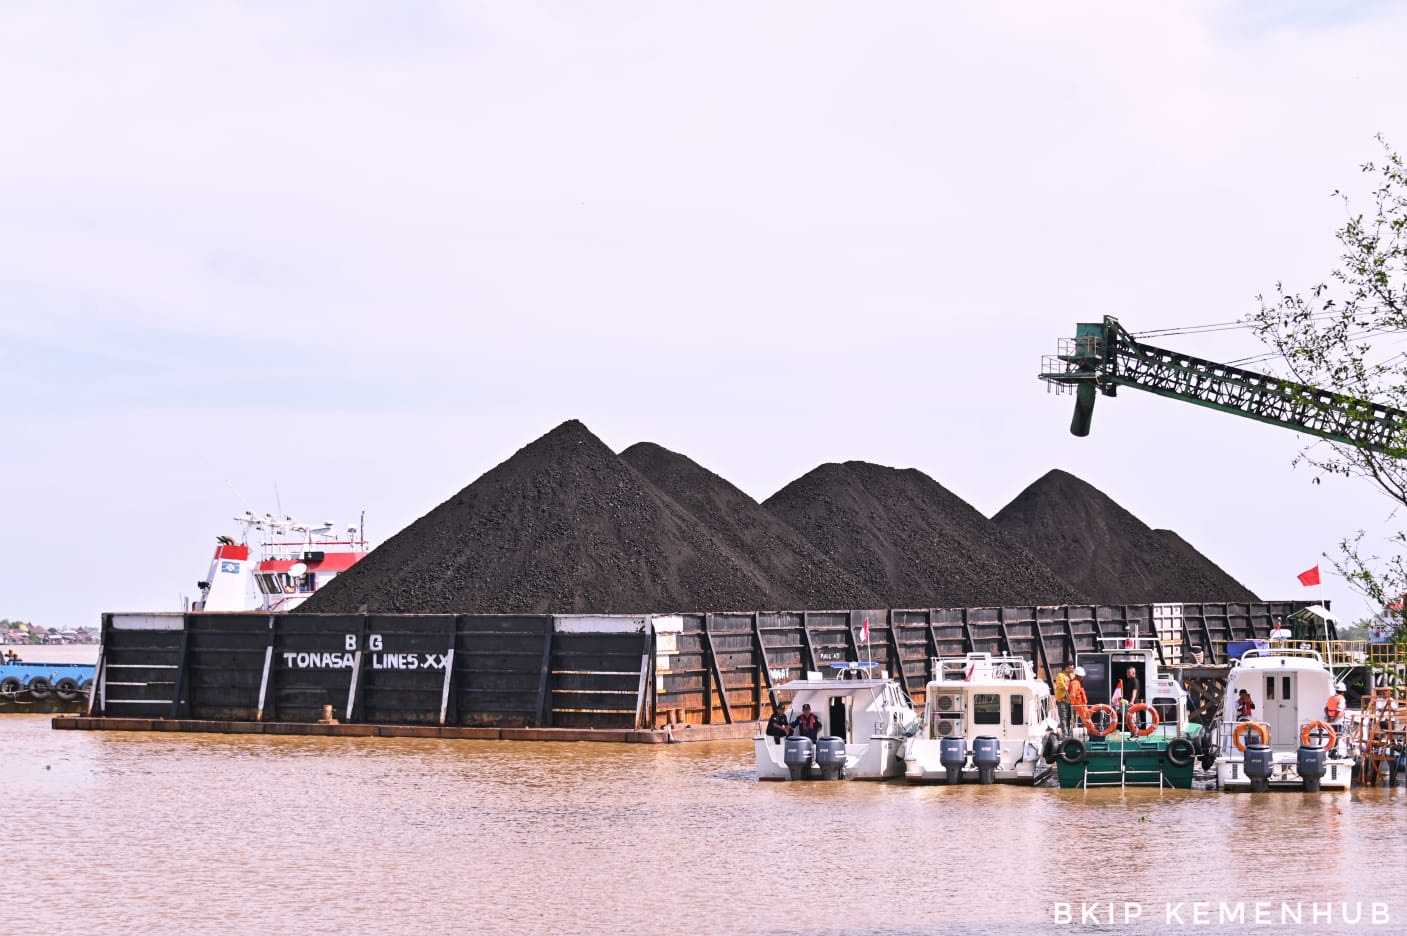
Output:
1232 721 1271 752
1125 702 1161 737
1082 703 1119 738
1299 720 1338 750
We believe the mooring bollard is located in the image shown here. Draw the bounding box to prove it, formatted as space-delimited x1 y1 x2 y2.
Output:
319 704 339 725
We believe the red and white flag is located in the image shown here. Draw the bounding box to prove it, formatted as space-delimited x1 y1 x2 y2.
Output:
1297 565 1321 587
860 617 871 643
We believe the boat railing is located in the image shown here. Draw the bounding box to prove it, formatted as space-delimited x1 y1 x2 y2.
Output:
1234 646 1326 665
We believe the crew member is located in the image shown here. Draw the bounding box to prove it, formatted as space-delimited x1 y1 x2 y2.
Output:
1068 666 1089 732
1235 688 1255 721
1324 683 1346 725
791 703 821 743
1269 616 1292 642
1054 663 1073 734
1114 665 1141 707
765 704 791 745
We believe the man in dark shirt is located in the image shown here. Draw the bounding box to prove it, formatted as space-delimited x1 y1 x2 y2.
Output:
1116 666 1141 706
765 705 790 744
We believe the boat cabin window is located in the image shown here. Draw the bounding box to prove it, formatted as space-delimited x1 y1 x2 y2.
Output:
973 693 1001 725
1152 697 1178 724
1283 677 1292 698
1266 676 1275 700
1010 693 1025 726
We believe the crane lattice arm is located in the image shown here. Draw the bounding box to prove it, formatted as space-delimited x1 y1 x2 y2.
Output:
1039 316 1407 454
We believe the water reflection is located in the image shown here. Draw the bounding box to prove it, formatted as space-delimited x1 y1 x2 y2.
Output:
9 716 1402 935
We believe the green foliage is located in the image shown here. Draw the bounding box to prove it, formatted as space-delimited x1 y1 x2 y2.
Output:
1252 137 1407 610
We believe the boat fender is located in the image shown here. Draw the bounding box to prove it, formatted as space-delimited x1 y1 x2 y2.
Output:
54 677 80 701
1299 720 1337 751
1232 721 1271 752
1125 703 1161 737
1166 737 1195 767
1041 733 1059 763
0 676 22 696
1082 704 1118 738
79 678 94 695
1058 737 1087 765
27 676 51 699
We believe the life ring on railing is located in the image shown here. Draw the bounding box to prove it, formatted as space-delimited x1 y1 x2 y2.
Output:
1125 703 1161 737
1083 704 1119 738
1232 721 1271 752
1299 720 1338 750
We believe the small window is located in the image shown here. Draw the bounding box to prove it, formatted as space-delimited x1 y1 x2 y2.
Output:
1010 694 1025 725
974 693 1000 725
1266 676 1276 700
1283 677 1292 698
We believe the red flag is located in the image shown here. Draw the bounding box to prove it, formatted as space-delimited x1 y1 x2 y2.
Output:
1297 565 1321 587
860 617 870 642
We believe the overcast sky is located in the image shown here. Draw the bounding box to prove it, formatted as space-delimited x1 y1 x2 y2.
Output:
4 2 1406 627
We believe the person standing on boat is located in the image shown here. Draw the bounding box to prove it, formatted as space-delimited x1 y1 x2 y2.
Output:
791 704 822 743
765 705 791 745
1054 663 1073 734
1114 666 1140 707
1068 667 1089 734
1235 688 1255 721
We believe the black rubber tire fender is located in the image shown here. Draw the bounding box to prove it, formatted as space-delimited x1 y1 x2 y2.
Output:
27 676 51 699
1167 737 1195 767
54 677 80 701
1058 737 1087 765
0 676 22 696
1041 733 1059 763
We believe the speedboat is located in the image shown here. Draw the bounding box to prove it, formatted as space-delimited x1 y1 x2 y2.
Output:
904 653 1060 784
1213 647 1354 791
754 661 919 781
1055 638 1206 789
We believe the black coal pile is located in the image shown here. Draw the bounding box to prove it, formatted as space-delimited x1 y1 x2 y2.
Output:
762 462 1077 608
304 420 787 614
620 442 880 609
992 468 1258 603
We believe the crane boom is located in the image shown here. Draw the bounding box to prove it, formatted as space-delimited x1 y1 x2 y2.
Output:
1039 316 1407 454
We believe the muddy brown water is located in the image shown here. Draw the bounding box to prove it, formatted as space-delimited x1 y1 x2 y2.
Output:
8 714 1403 935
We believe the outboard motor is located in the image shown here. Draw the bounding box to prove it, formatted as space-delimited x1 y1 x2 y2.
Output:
1243 744 1273 792
972 736 1001 785
1297 745 1326 792
783 736 814 780
939 737 967 785
814 736 847 781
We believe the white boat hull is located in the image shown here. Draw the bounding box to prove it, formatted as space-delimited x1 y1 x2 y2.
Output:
755 735 906 780
904 737 1053 785
1217 753 1353 791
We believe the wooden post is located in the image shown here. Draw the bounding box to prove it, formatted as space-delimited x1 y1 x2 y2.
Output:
1033 613 1055 689
256 615 277 722
169 620 192 719
753 613 778 711
439 618 457 727
924 610 939 683
89 613 110 717
886 610 912 703
996 607 1013 656
634 625 652 730
703 614 733 725
535 617 554 727
800 612 818 673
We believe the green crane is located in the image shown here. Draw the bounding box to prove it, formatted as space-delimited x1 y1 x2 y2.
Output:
1039 316 1407 454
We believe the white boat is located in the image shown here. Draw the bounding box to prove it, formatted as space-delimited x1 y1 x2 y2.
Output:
1214 647 1355 791
191 510 369 613
904 653 1060 784
754 662 919 781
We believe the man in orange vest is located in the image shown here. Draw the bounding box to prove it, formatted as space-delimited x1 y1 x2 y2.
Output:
1068 666 1089 733
1325 683 1346 727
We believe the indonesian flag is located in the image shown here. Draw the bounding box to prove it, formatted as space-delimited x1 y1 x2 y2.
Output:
1298 565 1321 587
860 617 870 642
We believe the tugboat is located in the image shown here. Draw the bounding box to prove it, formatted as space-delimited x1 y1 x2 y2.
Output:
754 661 919 781
192 511 369 613
904 653 1061 784
1055 638 1204 789
0 652 94 708
1213 647 1355 791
